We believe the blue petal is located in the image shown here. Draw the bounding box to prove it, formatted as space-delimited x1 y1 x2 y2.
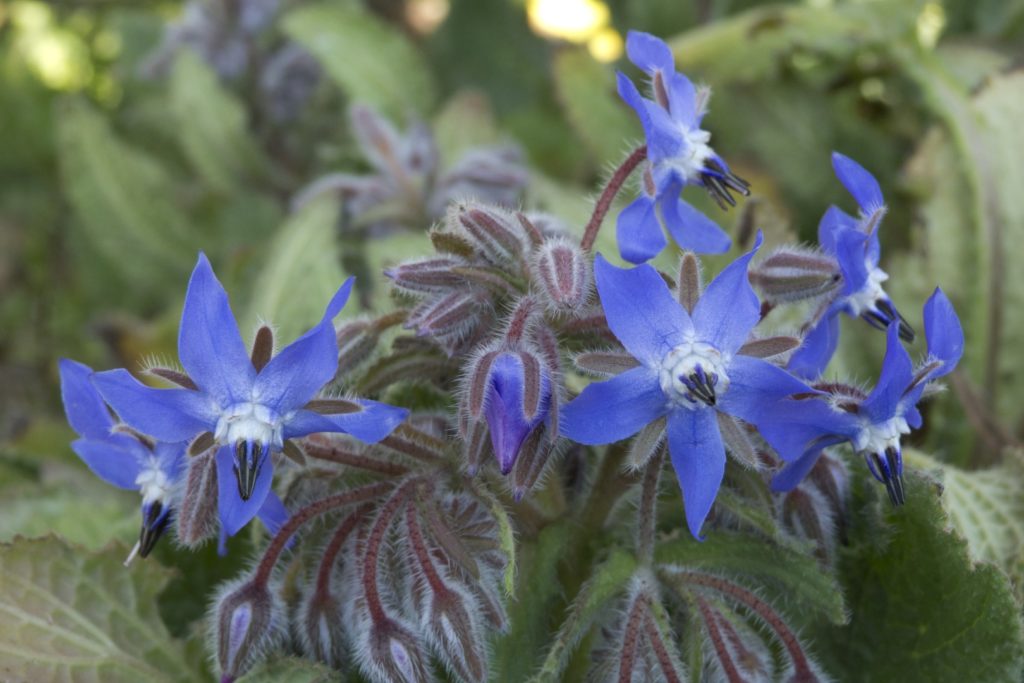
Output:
817 205 857 255
92 369 218 442
178 253 256 404
691 232 763 354
560 366 667 444
861 322 914 423
757 398 858 462
616 73 679 161
617 195 666 264
593 255 693 365
718 355 815 426
154 441 188 483
770 438 845 492
666 72 698 128
253 279 354 413
923 287 964 378
625 31 675 75
832 152 884 214
485 354 550 474
59 359 115 439
834 228 870 297
71 438 144 490
660 193 731 254
666 408 724 540
215 444 274 537
282 401 408 443
787 311 841 380
257 491 289 537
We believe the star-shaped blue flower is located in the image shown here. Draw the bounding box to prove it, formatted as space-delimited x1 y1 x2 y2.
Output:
764 288 963 504
615 31 749 263
60 358 187 558
560 234 812 538
788 153 913 378
93 254 408 539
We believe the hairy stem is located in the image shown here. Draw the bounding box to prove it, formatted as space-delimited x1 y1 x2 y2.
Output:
637 449 665 565
580 146 648 253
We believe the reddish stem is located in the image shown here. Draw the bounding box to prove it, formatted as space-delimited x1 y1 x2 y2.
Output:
642 612 683 683
617 593 650 683
580 145 648 253
404 502 452 598
696 598 748 683
303 439 409 477
314 503 374 598
253 481 391 585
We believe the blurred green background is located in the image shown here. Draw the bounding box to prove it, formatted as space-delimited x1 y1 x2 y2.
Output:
1 0 1023 568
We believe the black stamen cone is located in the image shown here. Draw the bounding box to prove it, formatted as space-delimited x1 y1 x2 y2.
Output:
138 501 172 558
234 441 265 501
878 299 915 342
700 159 750 210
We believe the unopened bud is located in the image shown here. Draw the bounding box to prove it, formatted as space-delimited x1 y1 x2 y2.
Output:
532 238 592 312
335 319 380 377
350 104 403 173
511 427 555 501
483 352 551 474
385 257 467 293
213 578 285 682
405 290 487 339
451 203 529 265
360 618 430 683
176 449 219 548
298 590 347 666
749 246 841 304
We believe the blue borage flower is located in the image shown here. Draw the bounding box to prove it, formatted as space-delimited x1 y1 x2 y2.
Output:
60 358 186 560
615 31 750 263
765 288 963 505
560 233 813 538
92 254 408 540
788 153 914 378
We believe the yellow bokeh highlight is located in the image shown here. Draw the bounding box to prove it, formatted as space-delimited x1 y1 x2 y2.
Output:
527 0 610 44
916 1 946 49
406 0 450 35
587 27 623 63
8 1 94 91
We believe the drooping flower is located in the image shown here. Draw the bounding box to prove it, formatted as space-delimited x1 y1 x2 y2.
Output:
788 152 913 378
560 234 812 538
93 254 408 539
764 288 963 504
59 358 187 560
615 31 749 263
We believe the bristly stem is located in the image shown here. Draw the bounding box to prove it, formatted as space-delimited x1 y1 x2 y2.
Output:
303 439 410 477
314 503 374 598
580 145 648 253
253 481 391 586
637 449 665 565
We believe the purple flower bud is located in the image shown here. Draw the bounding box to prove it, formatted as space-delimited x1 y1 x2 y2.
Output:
531 238 592 312
175 449 220 548
385 257 468 293
481 352 552 474
749 246 842 304
451 203 529 265
405 290 488 340
358 618 431 683
213 578 285 682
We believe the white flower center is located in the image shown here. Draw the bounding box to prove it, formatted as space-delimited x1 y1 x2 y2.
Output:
845 264 889 317
215 402 283 450
665 126 714 183
135 457 172 504
854 415 910 456
659 341 730 409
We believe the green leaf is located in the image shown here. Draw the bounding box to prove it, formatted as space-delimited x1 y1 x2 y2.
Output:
654 532 847 625
169 51 266 194
57 99 196 300
0 536 200 683
243 197 345 342
0 485 137 550
528 549 637 683
908 450 1024 597
817 475 1024 681
433 90 501 168
237 656 339 682
552 49 639 167
283 2 435 118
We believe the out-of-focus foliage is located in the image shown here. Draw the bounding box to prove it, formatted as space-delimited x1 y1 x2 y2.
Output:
1 0 1023 681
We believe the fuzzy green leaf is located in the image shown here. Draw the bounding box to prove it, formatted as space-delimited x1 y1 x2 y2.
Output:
237 656 339 682
283 2 435 118
0 536 200 683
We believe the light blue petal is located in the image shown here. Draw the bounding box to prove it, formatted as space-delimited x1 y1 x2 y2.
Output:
616 73 679 161
834 228 870 297
215 444 274 537
923 287 964 378
788 311 841 380
770 439 844 492
832 152 884 214
861 322 914 423
485 354 550 474
667 408 724 540
154 441 189 483
758 398 858 462
282 400 408 443
253 278 354 413
625 30 675 74
560 366 668 444
256 491 289 537
92 369 218 442
718 355 814 426
178 253 256 404
71 438 144 490
817 205 857 255
617 195 666 264
666 72 697 128
594 255 694 365
59 359 115 439
691 232 763 354
660 194 731 254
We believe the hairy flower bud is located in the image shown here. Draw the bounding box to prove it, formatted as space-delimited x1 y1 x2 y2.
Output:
358 618 432 683
298 589 347 667
213 578 285 682
176 449 219 547
406 290 488 340
451 203 529 265
749 246 841 304
385 257 468 293
532 238 592 313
